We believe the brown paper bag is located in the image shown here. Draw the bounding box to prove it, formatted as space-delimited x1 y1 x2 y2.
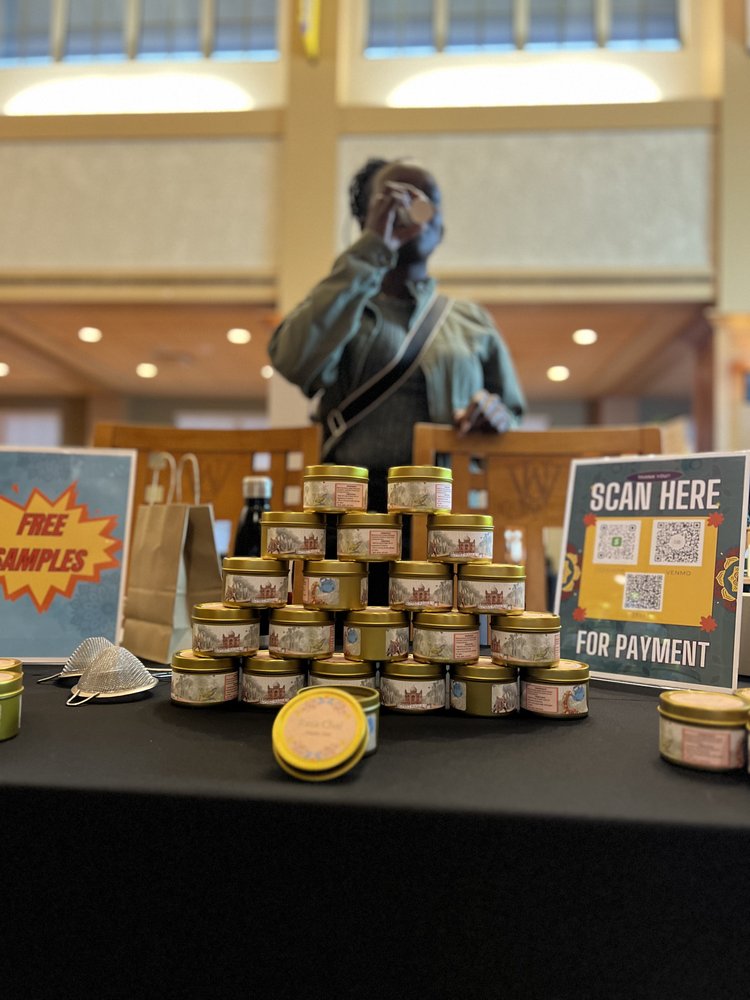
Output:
121 453 222 664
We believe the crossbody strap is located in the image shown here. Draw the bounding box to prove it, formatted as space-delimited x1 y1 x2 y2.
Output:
322 292 452 459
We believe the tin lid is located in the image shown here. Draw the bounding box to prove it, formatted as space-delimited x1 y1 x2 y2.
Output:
338 512 402 527
272 687 367 779
389 560 452 578
734 687 750 706
453 658 517 682
171 649 237 672
261 510 325 526
192 602 259 622
243 652 307 674
382 657 445 680
242 475 272 500
492 611 561 632
303 559 367 576
310 656 374 677
0 669 23 695
413 611 479 629
0 657 23 672
523 658 589 682
345 606 409 626
388 465 452 481
270 605 333 625
458 562 525 580
658 689 749 726
222 556 288 573
428 513 493 529
304 464 368 479
338 684 379 711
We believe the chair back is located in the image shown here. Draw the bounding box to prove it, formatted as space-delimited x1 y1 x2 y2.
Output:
411 423 663 611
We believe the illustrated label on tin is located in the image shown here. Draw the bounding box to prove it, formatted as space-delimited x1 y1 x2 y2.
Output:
491 629 560 665
413 627 479 663
303 481 367 511
344 625 362 658
265 525 325 559
450 679 467 711
380 675 446 711
338 528 401 559
223 572 287 606
192 621 260 657
309 673 376 688
388 480 452 512
521 681 587 716
172 670 238 705
241 670 304 706
269 624 335 658
659 717 745 770
389 577 453 610
457 579 525 613
303 575 341 608
491 682 519 714
365 714 377 754
428 529 493 562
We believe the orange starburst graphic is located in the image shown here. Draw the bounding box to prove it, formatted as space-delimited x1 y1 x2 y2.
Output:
699 615 718 633
0 483 121 612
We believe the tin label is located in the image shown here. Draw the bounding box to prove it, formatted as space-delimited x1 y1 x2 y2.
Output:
344 625 361 658
385 626 409 658
365 713 377 754
521 681 587 716
172 670 239 705
265 525 325 559
428 529 493 562
303 480 367 511
380 675 446 711
491 628 560 665
413 627 479 663
241 670 304 706
457 578 525 613
191 620 259 657
450 679 467 711
491 682 519 714
389 576 453 610
223 572 287 606
303 575 341 608
659 717 745 770
269 623 335 658
388 480 452 513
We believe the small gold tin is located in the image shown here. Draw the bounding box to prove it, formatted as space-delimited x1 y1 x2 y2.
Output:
272 687 368 781
387 465 452 513
309 653 377 687
191 602 260 657
450 658 519 717
261 510 325 560
171 650 239 707
427 513 494 563
343 607 409 662
222 556 288 607
302 559 368 611
490 611 561 667
0 668 24 741
269 605 335 659
520 659 589 718
303 464 369 513
658 689 748 771
240 652 307 708
388 560 453 611
412 611 480 665
457 563 525 613
337 512 402 562
380 657 447 712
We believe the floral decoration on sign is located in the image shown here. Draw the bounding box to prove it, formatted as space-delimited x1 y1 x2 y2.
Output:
572 606 587 622
699 615 718 633
714 548 740 610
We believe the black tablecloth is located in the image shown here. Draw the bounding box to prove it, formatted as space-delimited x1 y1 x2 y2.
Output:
4 667 750 999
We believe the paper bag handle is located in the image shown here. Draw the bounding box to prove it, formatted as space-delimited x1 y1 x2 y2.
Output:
176 453 201 504
145 452 177 504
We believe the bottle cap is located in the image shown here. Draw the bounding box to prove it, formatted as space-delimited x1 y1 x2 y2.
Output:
242 476 272 500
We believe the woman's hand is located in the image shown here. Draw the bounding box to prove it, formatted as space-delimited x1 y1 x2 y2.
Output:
364 181 430 252
454 390 514 435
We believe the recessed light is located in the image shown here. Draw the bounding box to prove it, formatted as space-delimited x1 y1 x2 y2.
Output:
572 328 598 346
260 365 274 380
78 326 103 343
227 328 252 345
136 363 158 379
547 365 570 382
0 362 9 377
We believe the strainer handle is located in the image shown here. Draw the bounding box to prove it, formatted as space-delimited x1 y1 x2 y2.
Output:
37 670 62 684
66 692 100 707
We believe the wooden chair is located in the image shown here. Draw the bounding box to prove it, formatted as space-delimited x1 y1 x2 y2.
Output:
411 423 663 612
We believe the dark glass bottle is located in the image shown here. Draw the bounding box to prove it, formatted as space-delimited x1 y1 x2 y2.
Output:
233 476 272 557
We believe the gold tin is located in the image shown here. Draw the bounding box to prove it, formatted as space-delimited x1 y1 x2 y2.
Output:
450 658 519 717
520 659 589 718
427 513 494 563
309 653 377 688
343 607 409 662
457 563 525 613
302 559 368 611
303 464 369 513
490 611 561 666
240 652 307 708
222 556 289 608
0 668 24 741
412 611 480 665
387 465 452 514
380 657 447 712
337 512 402 562
658 689 748 771
269 605 335 659
191 602 260 657
388 560 453 611
272 687 368 781
0 657 22 672
261 510 325 560
171 649 239 707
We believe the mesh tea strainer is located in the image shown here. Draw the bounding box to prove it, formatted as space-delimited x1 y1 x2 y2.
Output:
66 645 158 706
37 636 114 684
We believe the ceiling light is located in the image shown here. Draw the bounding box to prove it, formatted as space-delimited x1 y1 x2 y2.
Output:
547 365 570 382
136 363 158 379
260 365 274 380
572 328 598 346
227 328 252 345
0 362 9 377
78 326 103 343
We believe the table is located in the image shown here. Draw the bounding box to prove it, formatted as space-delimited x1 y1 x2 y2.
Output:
4 666 749 999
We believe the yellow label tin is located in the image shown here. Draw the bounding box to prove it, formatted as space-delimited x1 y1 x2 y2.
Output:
272 687 368 781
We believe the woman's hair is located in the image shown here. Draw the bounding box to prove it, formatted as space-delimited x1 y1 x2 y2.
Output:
348 157 390 225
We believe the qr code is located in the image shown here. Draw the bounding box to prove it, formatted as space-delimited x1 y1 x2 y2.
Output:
649 519 704 566
623 572 664 612
593 520 641 564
